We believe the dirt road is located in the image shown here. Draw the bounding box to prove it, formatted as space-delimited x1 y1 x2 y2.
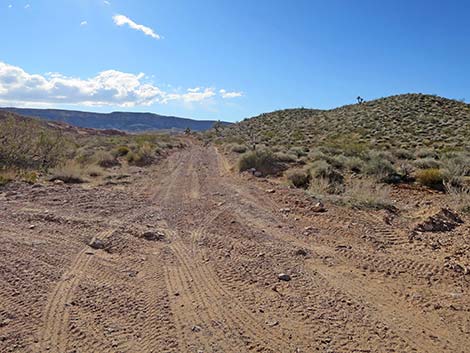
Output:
1 142 469 352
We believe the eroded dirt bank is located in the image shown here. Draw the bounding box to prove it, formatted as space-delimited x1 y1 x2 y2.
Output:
1 142 469 353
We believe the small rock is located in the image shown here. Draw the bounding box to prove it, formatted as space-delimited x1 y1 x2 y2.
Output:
266 320 279 327
311 202 326 213
254 171 263 178
29 225 36 229
142 231 165 241
88 237 105 250
266 189 275 194
191 325 202 333
0 319 12 328
53 179 64 185
294 249 308 257
278 273 291 281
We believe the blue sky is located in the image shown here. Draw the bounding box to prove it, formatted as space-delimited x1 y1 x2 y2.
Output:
1 0 469 122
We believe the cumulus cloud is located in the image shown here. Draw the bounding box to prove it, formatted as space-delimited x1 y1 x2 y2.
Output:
219 89 243 99
0 61 239 108
113 14 160 40
80 20 88 26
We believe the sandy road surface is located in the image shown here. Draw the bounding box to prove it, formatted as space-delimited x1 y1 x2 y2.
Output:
1 141 469 353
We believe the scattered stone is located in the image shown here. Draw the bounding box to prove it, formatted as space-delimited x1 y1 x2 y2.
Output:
311 202 327 213
191 325 202 333
29 225 35 229
53 179 64 185
254 171 263 178
142 231 165 241
414 208 463 233
0 319 12 328
266 189 275 194
294 248 309 257
88 237 105 250
266 320 279 327
278 273 291 281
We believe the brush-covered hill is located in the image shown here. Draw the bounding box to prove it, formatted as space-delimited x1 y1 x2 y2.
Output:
0 107 229 132
222 94 470 151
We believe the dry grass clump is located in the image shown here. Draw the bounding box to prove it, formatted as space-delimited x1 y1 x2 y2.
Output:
126 143 155 166
49 160 87 184
416 168 445 190
93 150 120 168
445 184 470 213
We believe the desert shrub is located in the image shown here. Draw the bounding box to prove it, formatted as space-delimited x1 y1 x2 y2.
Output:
393 148 414 160
342 178 394 210
416 168 445 190
0 117 66 170
20 171 38 184
310 160 344 185
289 147 308 158
363 156 397 182
414 157 441 169
286 168 311 189
93 150 120 168
238 149 282 175
445 184 470 213
0 170 15 186
114 145 131 157
49 160 86 184
308 177 331 197
85 165 104 178
231 144 247 154
127 143 155 166
416 148 438 159
308 150 326 161
442 154 470 177
344 156 365 173
275 152 297 163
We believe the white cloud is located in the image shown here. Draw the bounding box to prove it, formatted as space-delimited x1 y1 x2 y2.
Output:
80 20 88 26
24 4 30 9
104 0 110 5
8 4 12 8
219 89 243 99
113 14 160 40
0 61 239 108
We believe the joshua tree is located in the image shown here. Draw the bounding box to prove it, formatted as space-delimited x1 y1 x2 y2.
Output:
213 120 223 135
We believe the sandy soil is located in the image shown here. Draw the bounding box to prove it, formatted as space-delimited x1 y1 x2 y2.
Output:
1 141 469 353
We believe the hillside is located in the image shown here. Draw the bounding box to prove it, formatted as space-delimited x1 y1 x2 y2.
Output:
222 94 470 151
0 111 126 137
0 107 229 132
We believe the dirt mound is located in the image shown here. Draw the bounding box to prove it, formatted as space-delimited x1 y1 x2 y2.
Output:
414 208 464 233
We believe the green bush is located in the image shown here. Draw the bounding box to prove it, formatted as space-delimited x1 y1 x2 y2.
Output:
238 149 282 175
416 168 445 190
286 169 311 188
